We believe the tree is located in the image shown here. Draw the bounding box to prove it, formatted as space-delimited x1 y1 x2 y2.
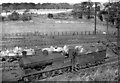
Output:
48 13 53 18
71 10 83 19
19 10 32 21
2 2 73 9
21 14 32 21
98 1 120 25
8 11 19 21
35 3 42 9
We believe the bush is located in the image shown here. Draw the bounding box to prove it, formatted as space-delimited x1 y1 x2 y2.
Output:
0 16 4 22
48 13 53 19
71 10 83 19
22 16 32 21
8 11 20 21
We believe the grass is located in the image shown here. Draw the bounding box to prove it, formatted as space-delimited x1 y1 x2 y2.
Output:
69 61 119 81
45 60 119 81
1 15 118 81
1 16 116 34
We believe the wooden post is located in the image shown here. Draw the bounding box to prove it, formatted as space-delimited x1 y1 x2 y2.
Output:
58 32 59 36
77 32 78 35
94 2 97 35
62 32 64 36
66 32 67 36
51 32 52 36
117 26 120 47
81 32 83 35
85 31 86 35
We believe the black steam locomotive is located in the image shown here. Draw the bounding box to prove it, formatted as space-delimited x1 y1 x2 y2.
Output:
17 43 107 81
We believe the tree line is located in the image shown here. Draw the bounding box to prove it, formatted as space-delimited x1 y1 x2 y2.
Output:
1 1 120 26
71 2 101 19
2 3 73 10
72 1 120 26
97 1 120 26
0 11 32 21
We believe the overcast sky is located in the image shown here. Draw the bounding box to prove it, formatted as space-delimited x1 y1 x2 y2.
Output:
0 0 113 4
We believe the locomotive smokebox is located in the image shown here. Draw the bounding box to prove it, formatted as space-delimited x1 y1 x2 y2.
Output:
22 51 27 57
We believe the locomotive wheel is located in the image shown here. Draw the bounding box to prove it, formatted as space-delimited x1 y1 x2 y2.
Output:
75 64 80 70
94 61 98 65
30 75 38 81
52 70 59 76
64 67 69 73
37 73 42 80
96 60 103 65
58 69 63 74
29 75 36 81
66 67 71 72
85 63 89 68
81 65 86 69
88 63 92 66
97 61 102 65
23 77 29 81
55 69 61 75
91 62 96 66
34 75 39 80
101 60 105 63
55 70 60 75
61 68 65 73
42 73 47 78
25 68 32 74
45 71 52 77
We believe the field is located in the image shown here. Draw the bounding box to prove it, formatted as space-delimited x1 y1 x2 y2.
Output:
0 15 119 82
1 16 116 34
1 15 117 49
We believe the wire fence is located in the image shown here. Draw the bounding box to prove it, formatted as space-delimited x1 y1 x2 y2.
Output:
2 31 116 38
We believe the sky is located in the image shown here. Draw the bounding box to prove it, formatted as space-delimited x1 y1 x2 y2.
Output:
0 0 111 4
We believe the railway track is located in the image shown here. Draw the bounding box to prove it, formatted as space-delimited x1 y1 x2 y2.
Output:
18 55 119 82
1 34 119 81
1 34 117 49
41 57 119 81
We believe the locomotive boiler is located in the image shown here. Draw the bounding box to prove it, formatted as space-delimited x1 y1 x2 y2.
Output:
17 43 107 81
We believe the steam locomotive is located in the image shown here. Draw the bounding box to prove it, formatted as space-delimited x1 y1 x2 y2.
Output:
17 43 107 81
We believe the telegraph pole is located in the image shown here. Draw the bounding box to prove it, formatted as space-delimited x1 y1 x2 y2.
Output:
115 3 120 53
117 25 120 47
94 2 97 35
112 2 120 56
116 13 120 49
106 0 110 35
88 0 91 19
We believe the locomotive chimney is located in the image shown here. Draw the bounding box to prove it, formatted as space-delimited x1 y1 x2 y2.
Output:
22 51 27 57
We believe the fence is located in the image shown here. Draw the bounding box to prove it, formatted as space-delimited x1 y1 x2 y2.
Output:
1 30 117 49
2 31 116 38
